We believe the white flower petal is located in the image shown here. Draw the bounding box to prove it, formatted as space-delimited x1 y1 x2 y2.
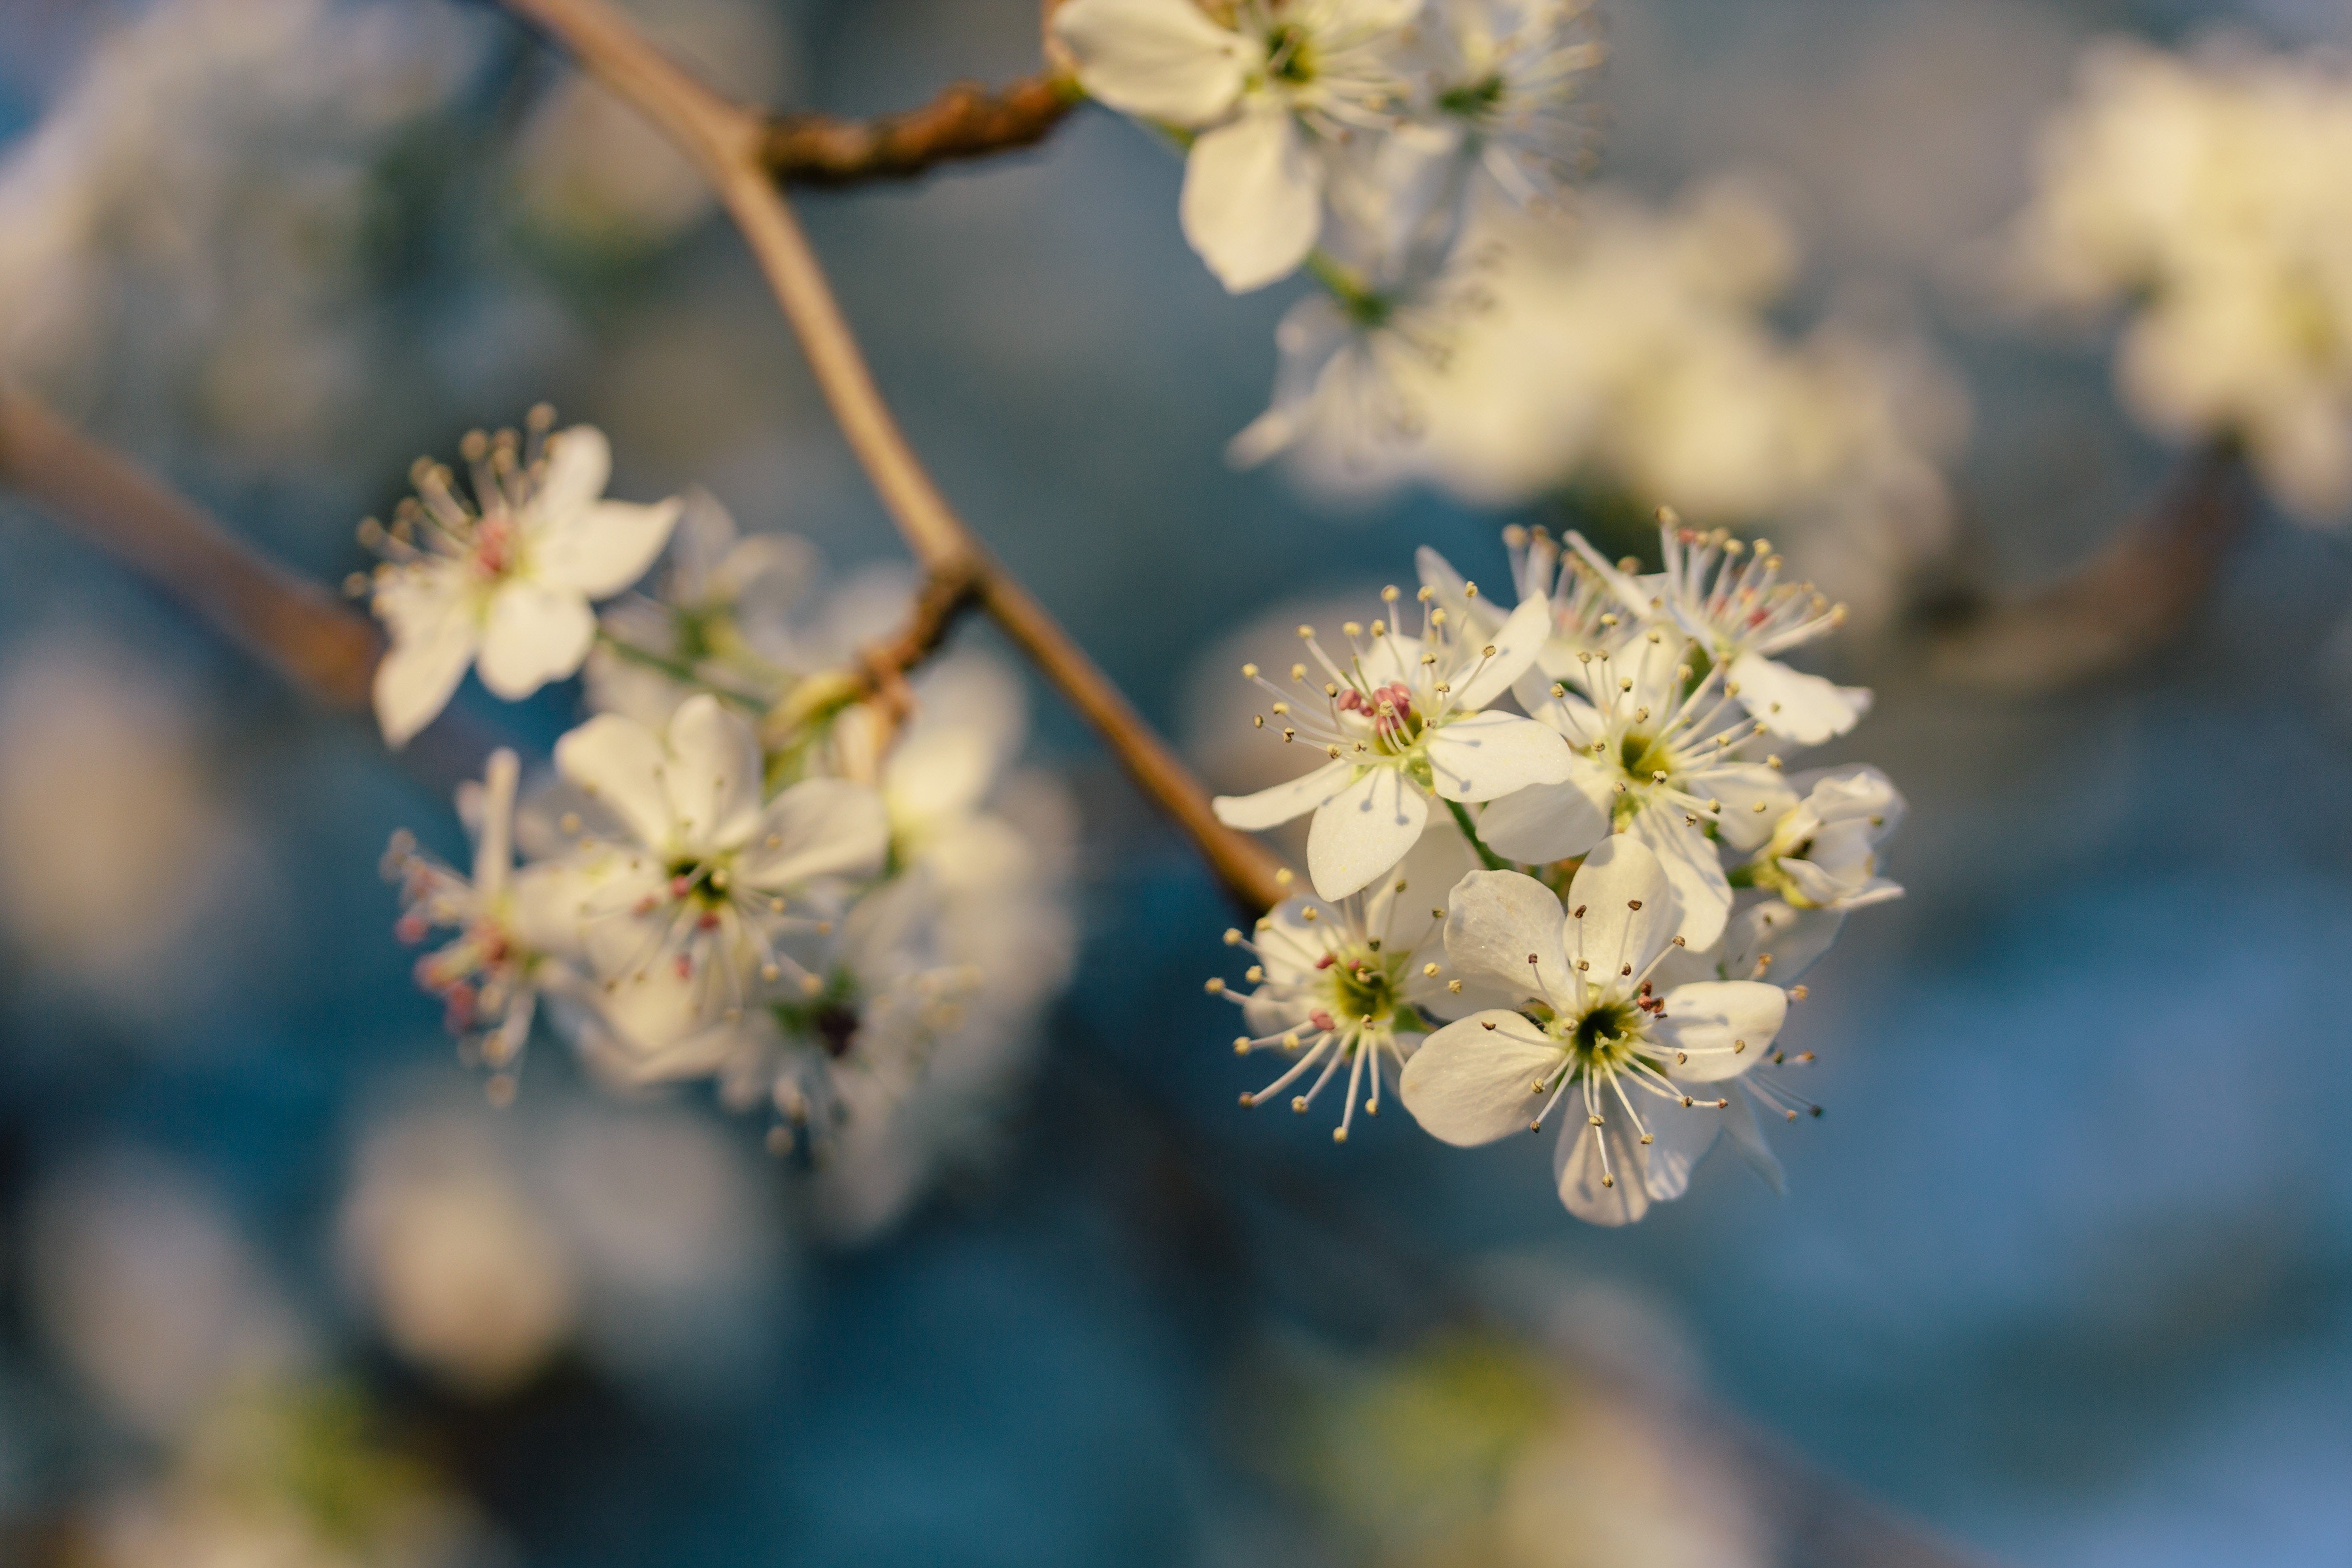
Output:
1214 758 1355 830
1307 766 1429 899
1425 711 1573 803
1721 1090 1787 1194
1398 1012 1561 1146
1471 770 1611 865
1553 1115 1650 1226
1636 1095 1728 1203
1562 835 1678 981
737 777 890 888
477 581 595 699
534 498 684 598
554 713 675 851
1440 868 1570 1002
1728 651 1867 744
1449 593 1554 712
1413 546 1502 639
1053 0 1247 124
1703 765 1800 852
1180 105 1322 293
539 424 613 516
1721 899 1845 986
1363 817 1481 957
1653 980 1787 1082
661 694 764 851
371 584 477 747
1626 804 1729 950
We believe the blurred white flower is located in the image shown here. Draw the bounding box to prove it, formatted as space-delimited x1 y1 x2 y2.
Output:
2006 36 2352 520
1399 840 1787 1225
1054 0 1421 291
1228 231 1497 477
340 1111 579 1397
384 749 592 1092
1414 0 1604 208
74 1385 502 1568
365 417 683 745
1211 824 1497 1140
549 694 889 1063
584 488 815 729
0 641 265 1019
341 1091 787 1401
0 0 485 459
28 1151 305 1437
1278 183 1963 624
1211 584 1568 899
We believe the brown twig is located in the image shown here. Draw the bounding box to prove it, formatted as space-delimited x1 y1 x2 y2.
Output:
0 384 382 709
1926 440 2247 692
500 0 1290 915
763 73 1079 187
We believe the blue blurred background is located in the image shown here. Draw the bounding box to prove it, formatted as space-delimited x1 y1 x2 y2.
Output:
3 0 2351 1564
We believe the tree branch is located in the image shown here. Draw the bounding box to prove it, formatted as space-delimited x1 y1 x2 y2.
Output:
0 384 382 710
763 73 1079 187
500 0 1290 915
1926 441 2247 692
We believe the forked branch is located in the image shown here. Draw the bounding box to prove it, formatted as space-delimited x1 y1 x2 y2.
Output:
499 0 1290 913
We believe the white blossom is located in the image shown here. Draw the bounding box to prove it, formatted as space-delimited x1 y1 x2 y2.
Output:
1480 617 1798 951
548 694 889 1063
1208 824 1498 1140
381 748 584 1093
1741 765 1906 913
584 487 814 728
1414 0 1604 208
1211 580 1570 899
364 414 683 746
1053 0 1421 291
1570 515 1871 744
1398 839 1787 1224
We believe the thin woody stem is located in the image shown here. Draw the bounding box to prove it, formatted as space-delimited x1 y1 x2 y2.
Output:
764 73 1080 187
0 383 382 710
500 0 1290 914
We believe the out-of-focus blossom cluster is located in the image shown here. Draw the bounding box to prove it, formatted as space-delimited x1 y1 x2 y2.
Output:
61 1388 503 1568
0 0 487 462
1053 0 1605 294
1205 519 1902 1223
371 418 1075 1239
27 1153 505 1567
1269 1326 1766 1566
2007 37 2352 521
339 1091 787 1398
1254 184 1967 625
1053 3 1960 618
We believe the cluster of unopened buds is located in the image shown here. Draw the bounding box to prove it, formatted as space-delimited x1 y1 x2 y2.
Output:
1207 512 1904 1224
371 413 1071 1202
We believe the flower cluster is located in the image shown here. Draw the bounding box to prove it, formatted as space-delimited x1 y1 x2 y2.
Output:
1208 517 1905 1222
1053 0 1604 288
1243 181 1966 627
2006 37 2352 520
376 418 1074 1231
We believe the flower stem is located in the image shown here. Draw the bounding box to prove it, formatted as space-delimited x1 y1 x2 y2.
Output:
590 629 768 712
1444 798 1513 872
